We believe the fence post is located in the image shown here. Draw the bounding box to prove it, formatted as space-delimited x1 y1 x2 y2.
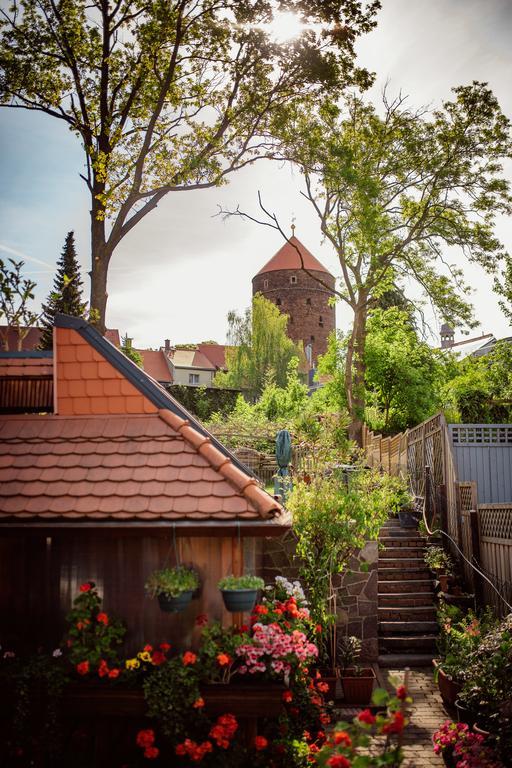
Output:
470 509 484 606
424 465 432 530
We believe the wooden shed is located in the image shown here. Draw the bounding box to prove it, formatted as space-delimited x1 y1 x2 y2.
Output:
0 315 289 654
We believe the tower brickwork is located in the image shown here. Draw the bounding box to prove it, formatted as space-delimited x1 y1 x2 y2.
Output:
252 236 336 364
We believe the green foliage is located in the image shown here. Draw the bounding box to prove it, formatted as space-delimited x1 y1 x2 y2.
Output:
39 231 87 350
336 635 362 671
435 603 497 683
0 257 40 351
424 546 454 573
120 333 144 368
165 384 239 422
143 655 203 741
364 307 444 432
145 566 199 598
215 294 304 396
217 575 264 590
63 581 126 668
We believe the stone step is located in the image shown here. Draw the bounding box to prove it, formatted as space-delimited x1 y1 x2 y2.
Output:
378 593 435 607
378 558 426 568
379 536 426 547
379 546 426 559
378 579 433 594
378 653 434 668
378 567 432 580
378 634 437 653
378 606 437 622
378 620 438 635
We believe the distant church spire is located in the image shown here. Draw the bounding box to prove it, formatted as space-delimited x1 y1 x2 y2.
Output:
291 216 296 236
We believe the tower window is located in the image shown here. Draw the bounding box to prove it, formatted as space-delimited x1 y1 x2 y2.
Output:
310 335 315 342
306 298 311 306
289 316 293 324
319 316 324 327
263 279 269 289
276 298 281 306
290 275 297 284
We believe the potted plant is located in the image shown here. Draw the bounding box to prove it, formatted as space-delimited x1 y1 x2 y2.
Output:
217 575 264 613
145 566 199 612
337 635 375 704
424 546 453 592
389 486 417 528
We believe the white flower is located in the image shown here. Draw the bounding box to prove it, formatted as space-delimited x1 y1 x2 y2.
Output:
52 648 63 658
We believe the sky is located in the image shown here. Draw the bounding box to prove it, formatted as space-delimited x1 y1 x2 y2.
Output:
1 0 512 349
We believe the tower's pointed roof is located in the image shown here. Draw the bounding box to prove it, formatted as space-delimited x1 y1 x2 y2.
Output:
256 236 332 276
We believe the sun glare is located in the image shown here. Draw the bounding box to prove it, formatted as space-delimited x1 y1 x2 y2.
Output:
266 11 306 43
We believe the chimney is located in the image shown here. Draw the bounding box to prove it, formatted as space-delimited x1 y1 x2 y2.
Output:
125 336 133 350
164 339 170 352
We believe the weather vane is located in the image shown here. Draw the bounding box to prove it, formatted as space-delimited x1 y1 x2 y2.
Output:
291 214 296 236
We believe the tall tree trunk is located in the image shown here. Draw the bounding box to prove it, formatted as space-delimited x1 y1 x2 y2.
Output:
345 297 368 447
89 204 111 334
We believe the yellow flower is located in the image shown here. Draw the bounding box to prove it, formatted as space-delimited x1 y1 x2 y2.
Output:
137 651 151 663
125 658 140 670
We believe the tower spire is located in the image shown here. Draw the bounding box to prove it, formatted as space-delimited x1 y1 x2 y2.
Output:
291 215 296 236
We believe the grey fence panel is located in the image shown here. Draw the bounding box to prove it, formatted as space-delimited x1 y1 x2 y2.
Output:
449 425 512 504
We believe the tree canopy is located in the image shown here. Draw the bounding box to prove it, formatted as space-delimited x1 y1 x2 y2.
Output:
272 83 512 443
0 258 40 350
0 0 379 330
39 231 87 350
215 292 302 395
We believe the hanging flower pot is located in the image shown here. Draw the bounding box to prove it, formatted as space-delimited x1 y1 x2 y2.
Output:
217 575 264 613
145 566 199 613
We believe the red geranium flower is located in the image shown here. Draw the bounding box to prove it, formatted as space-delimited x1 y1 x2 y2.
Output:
97 612 109 625
334 731 352 747
159 642 171 653
144 746 159 759
317 681 329 694
282 690 293 703
195 613 208 626
108 668 120 679
136 729 155 749
327 756 351 768
98 659 109 678
320 713 331 725
193 697 205 709
151 650 166 666
79 582 92 592
216 653 232 666
76 661 89 676
253 605 268 615
144 644 153 652
381 710 405 735
357 709 376 725
182 651 197 666
396 685 407 701
254 736 268 751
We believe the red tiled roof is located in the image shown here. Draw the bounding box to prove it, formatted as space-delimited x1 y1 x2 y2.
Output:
105 329 121 347
137 349 172 383
0 411 282 522
197 344 227 370
256 236 332 276
0 355 53 377
0 326 42 351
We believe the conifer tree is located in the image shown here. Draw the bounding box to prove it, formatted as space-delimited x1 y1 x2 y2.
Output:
39 232 86 349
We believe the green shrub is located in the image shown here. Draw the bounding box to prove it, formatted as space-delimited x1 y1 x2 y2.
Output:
145 566 199 598
217 575 264 590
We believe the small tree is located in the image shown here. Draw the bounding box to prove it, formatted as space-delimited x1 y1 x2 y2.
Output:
120 334 143 368
0 258 41 350
39 232 87 350
215 293 302 396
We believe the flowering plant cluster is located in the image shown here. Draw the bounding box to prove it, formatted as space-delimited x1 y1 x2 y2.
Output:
432 721 504 767
64 581 126 673
312 681 410 767
435 603 497 683
237 621 318 675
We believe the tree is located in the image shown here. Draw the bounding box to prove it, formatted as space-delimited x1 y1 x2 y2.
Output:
215 292 302 396
248 84 511 444
39 231 87 350
120 333 143 368
0 258 41 350
364 307 442 432
0 0 379 332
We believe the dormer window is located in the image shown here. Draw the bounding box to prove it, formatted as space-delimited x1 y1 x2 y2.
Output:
290 275 297 284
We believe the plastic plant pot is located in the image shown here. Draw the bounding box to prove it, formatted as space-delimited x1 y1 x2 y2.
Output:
220 589 258 613
157 590 194 613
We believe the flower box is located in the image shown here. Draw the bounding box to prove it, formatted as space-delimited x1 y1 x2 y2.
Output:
339 667 375 704
201 682 285 718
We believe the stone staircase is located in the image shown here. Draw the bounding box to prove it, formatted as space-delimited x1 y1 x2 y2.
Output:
378 520 438 667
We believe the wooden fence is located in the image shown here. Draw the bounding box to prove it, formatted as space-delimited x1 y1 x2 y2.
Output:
363 414 512 617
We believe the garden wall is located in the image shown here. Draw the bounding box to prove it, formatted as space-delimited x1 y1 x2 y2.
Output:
262 534 379 661
163 384 241 420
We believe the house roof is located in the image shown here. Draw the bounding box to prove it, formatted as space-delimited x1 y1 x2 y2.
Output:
0 314 286 527
197 344 227 370
444 334 495 359
137 349 172 383
256 236 332 276
170 348 216 370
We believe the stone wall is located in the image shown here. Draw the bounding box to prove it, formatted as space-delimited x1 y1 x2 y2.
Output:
262 534 379 662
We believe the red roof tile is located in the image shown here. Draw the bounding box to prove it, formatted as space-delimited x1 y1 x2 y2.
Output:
256 236 332 276
197 344 227 370
137 349 172 383
0 355 53 377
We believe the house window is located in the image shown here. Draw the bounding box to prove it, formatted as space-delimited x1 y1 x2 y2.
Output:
263 279 269 289
189 373 200 385
306 298 311 306
319 316 324 327
290 275 297 284
276 298 282 306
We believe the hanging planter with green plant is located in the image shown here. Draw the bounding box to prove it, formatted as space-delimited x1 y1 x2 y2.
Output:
217 575 264 613
145 566 199 613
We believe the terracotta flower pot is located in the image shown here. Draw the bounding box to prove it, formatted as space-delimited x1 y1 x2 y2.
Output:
438 574 450 593
340 667 375 704
433 660 462 708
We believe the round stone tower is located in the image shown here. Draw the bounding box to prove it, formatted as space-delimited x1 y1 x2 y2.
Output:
252 233 336 365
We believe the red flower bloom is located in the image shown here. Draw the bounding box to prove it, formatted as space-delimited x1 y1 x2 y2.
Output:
136 729 155 749
334 731 352 747
96 612 109 625
144 746 159 759
282 690 293 703
254 736 268 751
381 710 405 735
253 605 268 615
76 621 85 631
144 644 153 652
320 713 331 725
108 668 120 679
327 756 351 768
315 623 323 633
357 709 376 726
151 650 166 666
182 651 197 666
239 624 249 632
396 685 407 701
98 659 109 678
76 661 89 676
79 583 92 592
195 613 208 626
317 681 329 694
159 642 171 653
216 653 232 666
193 697 205 709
